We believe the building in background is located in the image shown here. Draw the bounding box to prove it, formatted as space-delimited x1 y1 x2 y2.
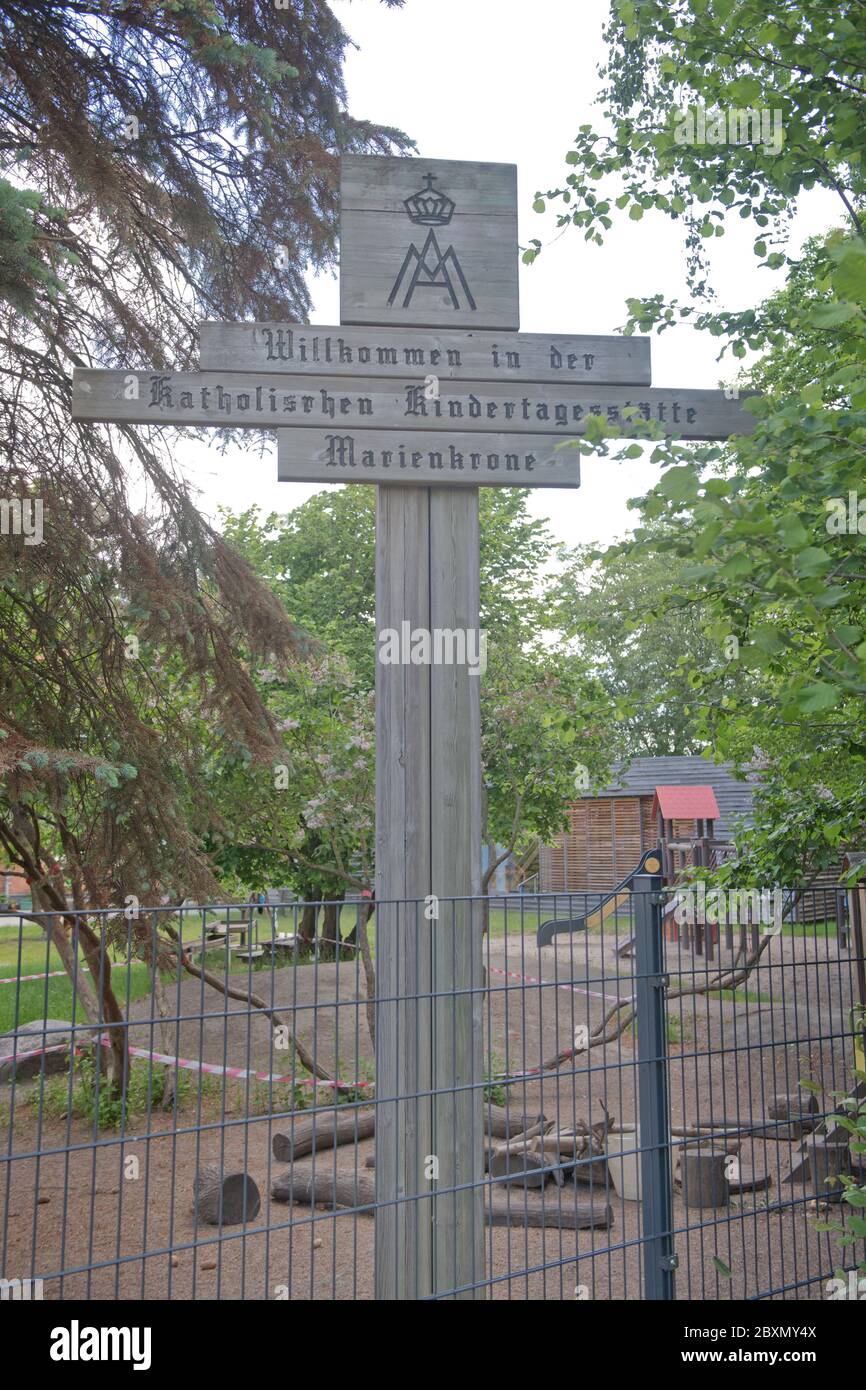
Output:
539 755 757 894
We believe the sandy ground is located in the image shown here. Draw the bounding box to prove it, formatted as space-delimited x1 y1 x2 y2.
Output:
1 922 862 1300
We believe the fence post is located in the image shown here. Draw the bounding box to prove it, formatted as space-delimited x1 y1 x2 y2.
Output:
633 872 676 1300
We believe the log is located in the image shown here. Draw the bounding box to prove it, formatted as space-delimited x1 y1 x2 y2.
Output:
768 1092 818 1123
271 1167 612 1230
569 1156 611 1187
809 1135 850 1204
727 1169 772 1196
272 1110 376 1162
488 1145 552 1190
681 1148 729 1210
486 1194 612 1230
484 1105 546 1139
193 1164 261 1226
272 1104 543 1162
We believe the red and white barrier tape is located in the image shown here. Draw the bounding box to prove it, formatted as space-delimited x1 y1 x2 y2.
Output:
106 1038 371 1091
0 969 71 985
2 1034 369 1092
488 964 626 1005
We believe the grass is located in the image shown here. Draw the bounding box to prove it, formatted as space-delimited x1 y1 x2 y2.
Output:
483 1050 508 1107
706 987 772 1005
24 1056 333 1130
0 909 309 1032
0 923 156 1033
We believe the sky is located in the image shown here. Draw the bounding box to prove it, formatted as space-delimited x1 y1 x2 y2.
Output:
180 0 840 551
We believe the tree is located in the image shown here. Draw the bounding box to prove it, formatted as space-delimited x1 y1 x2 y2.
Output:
553 528 725 757
0 0 409 1087
525 0 866 869
222 488 616 900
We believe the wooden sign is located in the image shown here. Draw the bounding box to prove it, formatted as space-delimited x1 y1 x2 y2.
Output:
67 145 766 1303
340 156 519 331
277 429 579 487
71 368 755 441
199 321 651 385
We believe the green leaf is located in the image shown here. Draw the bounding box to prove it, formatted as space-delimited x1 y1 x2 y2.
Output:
810 301 860 328
795 682 840 714
794 546 832 577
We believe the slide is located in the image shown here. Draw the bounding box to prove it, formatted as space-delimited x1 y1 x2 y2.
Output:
536 847 663 948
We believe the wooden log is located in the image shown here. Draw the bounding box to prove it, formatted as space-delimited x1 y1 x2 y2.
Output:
570 1157 611 1187
809 1136 850 1204
727 1169 773 1196
767 1093 819 1137
486 1194 612 1230
270 1166 611 1230
681 1148 729 1210
272 1110 376 1162
768 1092 819 1122
193 1164 261 1226
484 1105 546 1139
488 1145 551 1190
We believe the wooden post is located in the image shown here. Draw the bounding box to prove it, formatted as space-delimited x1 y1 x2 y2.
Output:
374 484 484 1299
430 487 484 1297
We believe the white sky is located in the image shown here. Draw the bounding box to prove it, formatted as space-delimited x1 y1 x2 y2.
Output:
180 0 841 550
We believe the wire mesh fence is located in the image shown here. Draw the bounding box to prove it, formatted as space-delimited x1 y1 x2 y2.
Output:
0 883 863 1300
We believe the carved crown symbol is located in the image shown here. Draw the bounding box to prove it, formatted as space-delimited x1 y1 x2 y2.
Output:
403 173 455 227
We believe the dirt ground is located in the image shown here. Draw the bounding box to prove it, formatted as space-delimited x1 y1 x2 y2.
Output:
1 922 862 1300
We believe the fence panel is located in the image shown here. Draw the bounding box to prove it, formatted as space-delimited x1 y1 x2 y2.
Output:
0 889 862 1300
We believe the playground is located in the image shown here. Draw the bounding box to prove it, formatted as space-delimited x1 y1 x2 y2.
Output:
1 879 861 1301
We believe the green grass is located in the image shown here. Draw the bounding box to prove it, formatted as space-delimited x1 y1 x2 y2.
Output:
780 919 837 938
668 974 772 1006
706 987 772 1005
0 924 156 1033
0 909 313 1032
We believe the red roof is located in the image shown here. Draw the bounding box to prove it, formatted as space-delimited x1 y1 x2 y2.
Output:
651 785 720 821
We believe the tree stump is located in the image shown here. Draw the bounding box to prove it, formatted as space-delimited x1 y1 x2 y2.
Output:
681 1147 729 1209
487 1145 551 1190
768 1092 819 1137
193 1164 261 1226
808 1136 850 1205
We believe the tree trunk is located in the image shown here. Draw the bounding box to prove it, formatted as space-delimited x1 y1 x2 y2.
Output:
318 894 344 962
271 1165 611 1230
298 901 318 951
74 917 128 1096
29 897 101 1024
150 957 176 1109
193 1163 260 1225
272 1109 376 1162
270 1104 541 1161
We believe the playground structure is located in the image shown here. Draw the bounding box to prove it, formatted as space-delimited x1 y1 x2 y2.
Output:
536 782 732 951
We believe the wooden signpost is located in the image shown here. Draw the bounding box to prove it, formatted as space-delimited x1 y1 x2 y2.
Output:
71 153 755 1303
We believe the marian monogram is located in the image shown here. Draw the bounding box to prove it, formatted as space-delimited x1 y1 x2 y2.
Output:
388 173 476 312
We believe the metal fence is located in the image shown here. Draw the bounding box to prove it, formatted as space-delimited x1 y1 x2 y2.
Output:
1 879 863 1300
